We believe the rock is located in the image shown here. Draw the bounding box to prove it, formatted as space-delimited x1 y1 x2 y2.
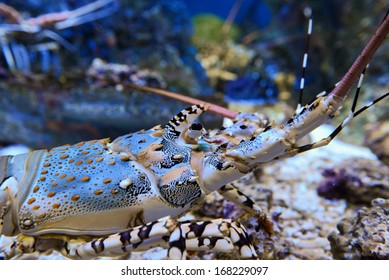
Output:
364 121 389 166
328 198 389 260
317 158 389 204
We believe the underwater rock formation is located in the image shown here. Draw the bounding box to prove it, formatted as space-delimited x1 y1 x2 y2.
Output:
86 58 166 88
0 0 212 95
317 158 389 205
328 198 389 260
0 0 222 148
0 74 222 149
364 121 389 166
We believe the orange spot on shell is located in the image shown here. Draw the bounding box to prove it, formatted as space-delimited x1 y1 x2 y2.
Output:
44 163 51 167
32 205 40 210
76 161 83 165
27 198 36 205
67 176 75 182
111 189 119 195
60 155 69 159
52 203 61 209
71 195 80 201
40 176 46 181
120 156 130 161
52 182 58 187
94 190 103 195
60 174 67 179
47 192 56 198
76 141 85 147
103 179 112 184
96 157 103 162
81 176 90 182
37 213 46 219
69 159 75 163
108 161 116 165
86 159 93 164
151 130 163 137
33 186 39 193
41 170 48 174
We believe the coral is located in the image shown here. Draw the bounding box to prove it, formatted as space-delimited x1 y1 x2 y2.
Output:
195 41 255 87
192 14 241 45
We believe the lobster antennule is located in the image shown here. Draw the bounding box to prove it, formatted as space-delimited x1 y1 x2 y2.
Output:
330 10 389 102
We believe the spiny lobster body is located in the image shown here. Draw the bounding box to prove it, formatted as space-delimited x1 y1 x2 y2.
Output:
0 11 388 259
1 106 209 237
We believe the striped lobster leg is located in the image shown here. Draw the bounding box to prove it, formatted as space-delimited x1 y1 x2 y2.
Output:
218 184 273 234
0 234 56 259
62 216 257 260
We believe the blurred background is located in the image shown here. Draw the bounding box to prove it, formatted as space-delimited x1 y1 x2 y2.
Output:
0 0 388 150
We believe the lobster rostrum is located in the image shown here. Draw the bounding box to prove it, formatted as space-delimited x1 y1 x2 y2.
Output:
0 11 389 260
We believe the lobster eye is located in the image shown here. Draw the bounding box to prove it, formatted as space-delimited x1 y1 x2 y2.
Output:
187 122 205 140
190 123 203 131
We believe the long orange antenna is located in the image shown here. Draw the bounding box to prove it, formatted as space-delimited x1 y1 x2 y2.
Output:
331 11 389 101
123 83 238 119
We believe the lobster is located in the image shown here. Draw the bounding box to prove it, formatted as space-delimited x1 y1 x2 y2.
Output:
0 10 388 260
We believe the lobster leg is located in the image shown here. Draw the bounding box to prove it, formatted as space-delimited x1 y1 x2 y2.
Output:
218 184 273 234
168 218 257 259
0 234 39 259
0 233 69 259
62 216 257 259
0 235 20 259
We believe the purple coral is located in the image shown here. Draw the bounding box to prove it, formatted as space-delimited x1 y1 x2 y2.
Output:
317 168 362 200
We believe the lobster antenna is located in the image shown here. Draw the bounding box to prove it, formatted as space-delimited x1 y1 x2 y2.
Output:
349 11 389 114
222 0 243 36
123 83 239 119
297 7 312 112
330 10 389 101
348 11 389 114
